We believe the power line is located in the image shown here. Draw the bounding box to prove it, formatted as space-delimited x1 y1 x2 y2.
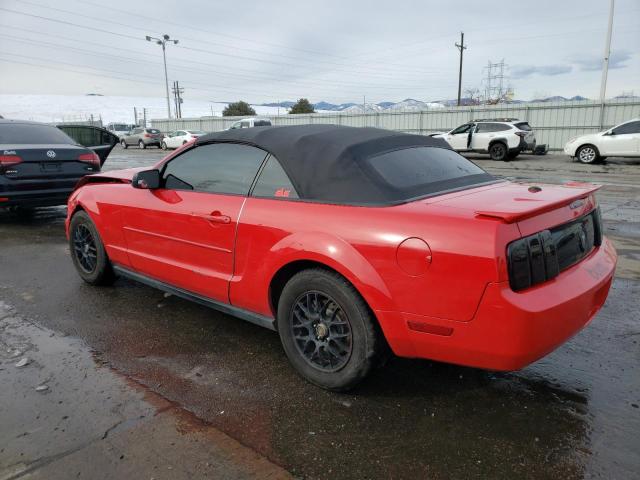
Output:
10 0 451 77
0 32 455 94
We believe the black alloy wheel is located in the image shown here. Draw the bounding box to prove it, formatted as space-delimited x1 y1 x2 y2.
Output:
68 211 116 285
489 142 508 161
290 291 353 372
73 224 98 273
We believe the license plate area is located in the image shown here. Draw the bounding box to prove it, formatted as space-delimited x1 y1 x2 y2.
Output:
41 162 61 172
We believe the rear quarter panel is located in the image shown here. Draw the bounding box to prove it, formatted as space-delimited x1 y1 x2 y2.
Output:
230 197 519 322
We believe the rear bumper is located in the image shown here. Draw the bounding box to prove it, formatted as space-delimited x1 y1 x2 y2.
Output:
376 237 617 371
0 187 74 207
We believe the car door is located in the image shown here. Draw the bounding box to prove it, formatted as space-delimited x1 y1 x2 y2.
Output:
175 130 188 146
56 125 119 166
445 124 473 151
121 142 269 302
600 121 640 155
471 123 509 151
165 131 177 149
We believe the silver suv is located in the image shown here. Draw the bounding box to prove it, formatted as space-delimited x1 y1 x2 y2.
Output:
120 127 163 149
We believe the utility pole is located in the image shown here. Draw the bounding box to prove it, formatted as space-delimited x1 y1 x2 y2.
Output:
455 32 467 106
599 0 615 128
146 34 179 119
172 81 184 119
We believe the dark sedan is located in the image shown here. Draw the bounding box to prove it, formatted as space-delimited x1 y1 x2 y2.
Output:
0 120 117 209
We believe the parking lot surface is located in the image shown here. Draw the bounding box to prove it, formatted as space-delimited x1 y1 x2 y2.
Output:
1 146 639 479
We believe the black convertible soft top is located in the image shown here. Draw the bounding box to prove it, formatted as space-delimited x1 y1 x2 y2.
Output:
196 124 494 205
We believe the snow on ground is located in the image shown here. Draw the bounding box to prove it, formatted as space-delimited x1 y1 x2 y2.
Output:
0 94 291 124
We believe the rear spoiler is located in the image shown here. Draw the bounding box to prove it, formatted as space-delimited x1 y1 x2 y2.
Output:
476 182 602 224
74 174 131 191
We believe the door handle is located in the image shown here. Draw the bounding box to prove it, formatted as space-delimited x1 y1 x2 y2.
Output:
191 211 231 224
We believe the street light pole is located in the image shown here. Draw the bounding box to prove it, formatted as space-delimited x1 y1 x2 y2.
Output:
146 34 179 119
598 0 615 129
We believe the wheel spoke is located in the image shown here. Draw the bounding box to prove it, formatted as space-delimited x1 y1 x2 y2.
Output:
289 290 353 373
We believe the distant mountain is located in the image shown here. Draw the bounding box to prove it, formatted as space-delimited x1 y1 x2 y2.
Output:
529 95 589 103
262 101 295 108
260 95 596 113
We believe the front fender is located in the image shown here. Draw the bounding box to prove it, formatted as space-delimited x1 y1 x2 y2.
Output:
264 231 396 313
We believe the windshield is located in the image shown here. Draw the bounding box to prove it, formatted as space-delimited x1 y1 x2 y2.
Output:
0 123 76 144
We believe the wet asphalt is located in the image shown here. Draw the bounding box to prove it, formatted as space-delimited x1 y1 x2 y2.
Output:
1 146 639 479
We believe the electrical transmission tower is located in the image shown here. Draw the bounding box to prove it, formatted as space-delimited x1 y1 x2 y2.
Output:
482 59 513 104
171 81 184 119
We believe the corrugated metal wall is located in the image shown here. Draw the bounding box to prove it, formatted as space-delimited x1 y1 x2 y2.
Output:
151 99 640 150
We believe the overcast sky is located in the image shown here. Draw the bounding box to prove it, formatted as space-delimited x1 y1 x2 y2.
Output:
0 0 638 104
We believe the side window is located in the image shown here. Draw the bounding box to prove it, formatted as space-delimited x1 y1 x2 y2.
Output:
612 121 640 135
162 143 267 195
475 123 489 133
451 124 471 135
240 121 250 128
252 156 299 199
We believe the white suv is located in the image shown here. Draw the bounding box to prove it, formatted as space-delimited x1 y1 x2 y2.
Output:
564 118 640 164
228 117 272 129
432 118 536 161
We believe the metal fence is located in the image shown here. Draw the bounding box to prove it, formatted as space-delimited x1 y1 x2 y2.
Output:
151 99 640 150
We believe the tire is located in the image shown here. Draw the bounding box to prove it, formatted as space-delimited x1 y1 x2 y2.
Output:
161 141 168 150
277 268 381 391
138 140 146 149
576 145 600 164
69 211 116 286
489 142 508 161
121 139 128 149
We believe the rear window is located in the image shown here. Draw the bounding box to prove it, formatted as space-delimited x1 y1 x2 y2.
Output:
146 128 161 134
110 124 129 130
0 123 76 144
514 122 532 131
254 120 272 127
365 147 493 201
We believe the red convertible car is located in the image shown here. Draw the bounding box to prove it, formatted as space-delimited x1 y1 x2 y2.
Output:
66 125 616 390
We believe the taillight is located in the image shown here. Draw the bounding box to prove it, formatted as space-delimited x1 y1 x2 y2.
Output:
144 133 151 137
0 155 23 167
515 131 527 137
507 229 559 291
78 152 100 168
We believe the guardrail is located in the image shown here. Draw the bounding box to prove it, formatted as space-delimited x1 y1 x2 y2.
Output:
151 99 640 150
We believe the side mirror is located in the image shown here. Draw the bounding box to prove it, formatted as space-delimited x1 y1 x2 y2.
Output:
132 169 160 189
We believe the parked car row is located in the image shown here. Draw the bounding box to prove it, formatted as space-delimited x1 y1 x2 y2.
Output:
433 117 640 164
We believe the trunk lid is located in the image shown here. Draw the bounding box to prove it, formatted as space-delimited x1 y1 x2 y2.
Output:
428 181 600 225
1 144 98 179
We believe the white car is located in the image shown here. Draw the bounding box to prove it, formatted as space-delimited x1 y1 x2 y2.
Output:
161 130 207 150
431 119 536 161
228 117 272 129
564 118 640 164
